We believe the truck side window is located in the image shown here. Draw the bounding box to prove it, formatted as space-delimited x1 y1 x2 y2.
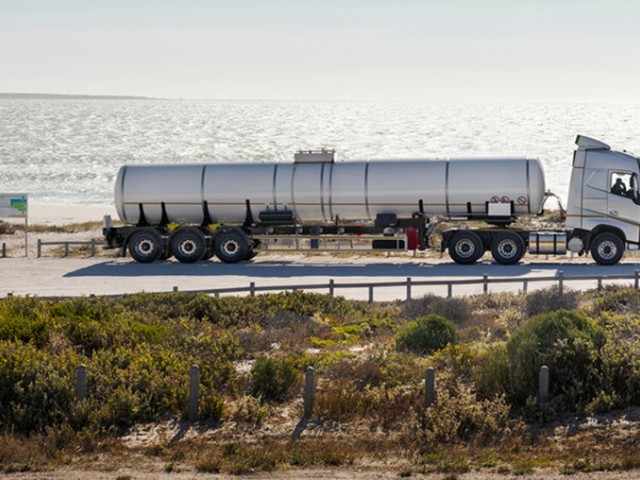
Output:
629 174 640 205
611 172 631 197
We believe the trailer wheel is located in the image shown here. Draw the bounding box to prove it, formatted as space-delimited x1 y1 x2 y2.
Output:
449 231 484 265
170 228 207 263
590 233 624 266
129 228 163 263
491 232 525 265
214 230 250 263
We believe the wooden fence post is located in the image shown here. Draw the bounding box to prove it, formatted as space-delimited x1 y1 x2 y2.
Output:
558 271 564 296
189 365 200 422
425 367 436 408
304 366 315 419
539 365 549 404
76 364 87 401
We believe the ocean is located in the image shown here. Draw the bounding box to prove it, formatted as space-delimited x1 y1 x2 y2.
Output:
0 99 638 205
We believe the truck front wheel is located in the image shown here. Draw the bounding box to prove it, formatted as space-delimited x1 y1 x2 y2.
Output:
590 233 624 265
491 232 525 265
129 228 164 263
449 231 484 265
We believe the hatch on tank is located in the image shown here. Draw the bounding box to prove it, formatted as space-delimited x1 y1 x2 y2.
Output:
294 149 335 163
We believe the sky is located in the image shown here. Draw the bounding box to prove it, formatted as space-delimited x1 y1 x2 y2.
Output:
1 0 639 101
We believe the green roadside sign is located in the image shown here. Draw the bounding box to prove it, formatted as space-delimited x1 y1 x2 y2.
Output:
0 194 28 218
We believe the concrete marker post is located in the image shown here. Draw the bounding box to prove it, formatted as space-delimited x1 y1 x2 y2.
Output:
189 365 200 423
76 364 88 402
303 366 315 419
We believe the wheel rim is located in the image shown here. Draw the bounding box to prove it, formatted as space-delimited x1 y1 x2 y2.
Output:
178 239 197 256
598 240 617 260
455 239 476 259
222 239 240 256
497 239 517 259
135 238 154 256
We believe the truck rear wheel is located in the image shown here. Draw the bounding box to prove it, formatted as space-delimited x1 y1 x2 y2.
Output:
129 228 164 263
214 230 250 263
170 227 207 263
590 233 624 265
449 231 484 265
491 232 525 265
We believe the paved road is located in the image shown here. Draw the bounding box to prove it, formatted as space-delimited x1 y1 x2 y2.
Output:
2 254 640 300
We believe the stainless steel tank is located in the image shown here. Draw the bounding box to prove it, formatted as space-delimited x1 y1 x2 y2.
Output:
115 157 546 225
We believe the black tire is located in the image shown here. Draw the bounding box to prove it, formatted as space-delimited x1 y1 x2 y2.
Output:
214 230 250 263
448 231 484 265
490 232 526 265
170 227 207 263
590 233 624 266
128 228 164 263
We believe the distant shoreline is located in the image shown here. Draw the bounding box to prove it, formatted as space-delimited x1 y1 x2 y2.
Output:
0 92 156 100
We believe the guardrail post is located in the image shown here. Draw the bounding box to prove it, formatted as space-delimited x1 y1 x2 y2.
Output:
523 280 528 294
447 283 452 298
64 242 69 257
76 364 87 402
406 277 412 301
425 367 436 408
37 239 42 258
635 270 639 289
303 366 315 419
189 364 200 422
249 282 256 297
483 274 488 295
368 285 374 303
539 365 549 404
329 279 334 296
558 271 564 297
597 277 602 291
90 239 96 256
1 243 5 258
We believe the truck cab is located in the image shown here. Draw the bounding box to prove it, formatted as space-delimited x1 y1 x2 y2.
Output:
566 135 640 264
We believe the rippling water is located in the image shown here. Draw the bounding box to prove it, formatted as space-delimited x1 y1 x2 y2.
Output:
0 99 638 205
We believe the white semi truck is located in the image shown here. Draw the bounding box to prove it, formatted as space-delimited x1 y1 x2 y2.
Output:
103 135 639 266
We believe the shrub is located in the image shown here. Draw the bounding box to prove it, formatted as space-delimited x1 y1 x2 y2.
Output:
396 315 458 355
250 357 299 402
477 309 605 411
403 294 471 325
524 286 579 317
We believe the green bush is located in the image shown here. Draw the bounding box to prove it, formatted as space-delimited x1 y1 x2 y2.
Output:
396 314 458 355
250 357 299 402
477 309 605 411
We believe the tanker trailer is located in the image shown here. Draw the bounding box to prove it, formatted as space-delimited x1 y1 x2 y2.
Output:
102 135 640 266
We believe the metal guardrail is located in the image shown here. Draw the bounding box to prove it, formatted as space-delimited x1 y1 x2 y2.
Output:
37 239 99 258
170 270 640 302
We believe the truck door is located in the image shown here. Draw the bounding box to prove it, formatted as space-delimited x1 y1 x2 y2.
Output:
608 171 640 244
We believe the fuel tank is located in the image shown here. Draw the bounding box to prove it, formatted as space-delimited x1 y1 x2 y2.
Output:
114 156 545 226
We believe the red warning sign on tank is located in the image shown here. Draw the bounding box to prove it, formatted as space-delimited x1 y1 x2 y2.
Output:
490 196 500 203
517 196 527 205
500 196 510 203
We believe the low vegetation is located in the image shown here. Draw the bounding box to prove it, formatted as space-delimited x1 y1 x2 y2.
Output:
1 287 640 475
